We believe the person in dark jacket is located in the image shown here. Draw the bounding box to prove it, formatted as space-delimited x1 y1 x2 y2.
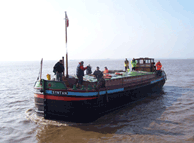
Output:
76 61 87 87
93 67 103 80
93 67 105 88
124 58 129 71
53 60 64 81
86 64 92 75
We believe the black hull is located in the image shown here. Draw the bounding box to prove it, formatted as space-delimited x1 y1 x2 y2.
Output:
35 78 165 122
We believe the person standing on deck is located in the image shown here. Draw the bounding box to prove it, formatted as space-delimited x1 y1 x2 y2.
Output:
53 60 64 81
156 61 162 70
131 58 137 71
86 64 92 75
93 67 105 88
76 61 87 87
103 67 109 76
155 61 162 76
124 58 129 71
93 67 103 80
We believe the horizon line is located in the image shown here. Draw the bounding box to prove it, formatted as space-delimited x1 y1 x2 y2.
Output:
0 58 194 62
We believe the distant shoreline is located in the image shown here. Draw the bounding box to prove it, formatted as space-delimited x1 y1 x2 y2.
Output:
0 58 194 62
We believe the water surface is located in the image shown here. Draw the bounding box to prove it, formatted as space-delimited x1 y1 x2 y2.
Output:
1 59 194 143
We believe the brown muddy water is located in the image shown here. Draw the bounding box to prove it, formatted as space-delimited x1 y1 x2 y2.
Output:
0 59 194 143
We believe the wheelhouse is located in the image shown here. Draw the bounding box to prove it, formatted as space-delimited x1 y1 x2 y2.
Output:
134 57 155 72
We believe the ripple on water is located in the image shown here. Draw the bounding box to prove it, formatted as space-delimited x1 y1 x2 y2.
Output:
1 60 194 143
25 109 81 126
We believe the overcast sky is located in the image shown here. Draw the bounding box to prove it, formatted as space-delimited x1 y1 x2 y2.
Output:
0 0 193 61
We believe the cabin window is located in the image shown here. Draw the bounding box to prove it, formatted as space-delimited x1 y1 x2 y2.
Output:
145 60 150 63
139 59 144 64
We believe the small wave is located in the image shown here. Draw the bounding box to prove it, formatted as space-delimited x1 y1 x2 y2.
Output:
8 99 29 105
25 109 81 126
186 135 194 142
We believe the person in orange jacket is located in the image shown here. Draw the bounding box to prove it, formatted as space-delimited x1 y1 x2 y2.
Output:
155 61 162 70
103 67 109 76
155 61 162 76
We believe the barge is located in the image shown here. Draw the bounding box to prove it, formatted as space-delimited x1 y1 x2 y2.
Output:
34 58 166 122
33 12 166 122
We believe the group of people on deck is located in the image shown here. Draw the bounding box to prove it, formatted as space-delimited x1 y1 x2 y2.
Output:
124 58 137 72
124 58 162 73
53 60 108 87
53 58 162 87
76 61 107 88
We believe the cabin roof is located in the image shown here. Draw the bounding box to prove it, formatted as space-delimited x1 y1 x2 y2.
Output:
134 57 154 60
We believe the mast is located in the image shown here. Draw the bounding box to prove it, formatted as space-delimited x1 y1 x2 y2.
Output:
65 11 69 78
40 58 43 80
62 56 64 76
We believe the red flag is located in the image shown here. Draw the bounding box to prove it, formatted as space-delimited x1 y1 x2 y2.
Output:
67 19 69 27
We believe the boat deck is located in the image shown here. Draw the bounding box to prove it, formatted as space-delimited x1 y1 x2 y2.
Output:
81 71 155 82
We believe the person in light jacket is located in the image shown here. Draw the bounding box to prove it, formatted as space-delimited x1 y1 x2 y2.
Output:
131 58 137 71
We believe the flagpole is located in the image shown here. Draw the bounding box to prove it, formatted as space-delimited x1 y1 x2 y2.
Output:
65 11 68 78
40 58 43 80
